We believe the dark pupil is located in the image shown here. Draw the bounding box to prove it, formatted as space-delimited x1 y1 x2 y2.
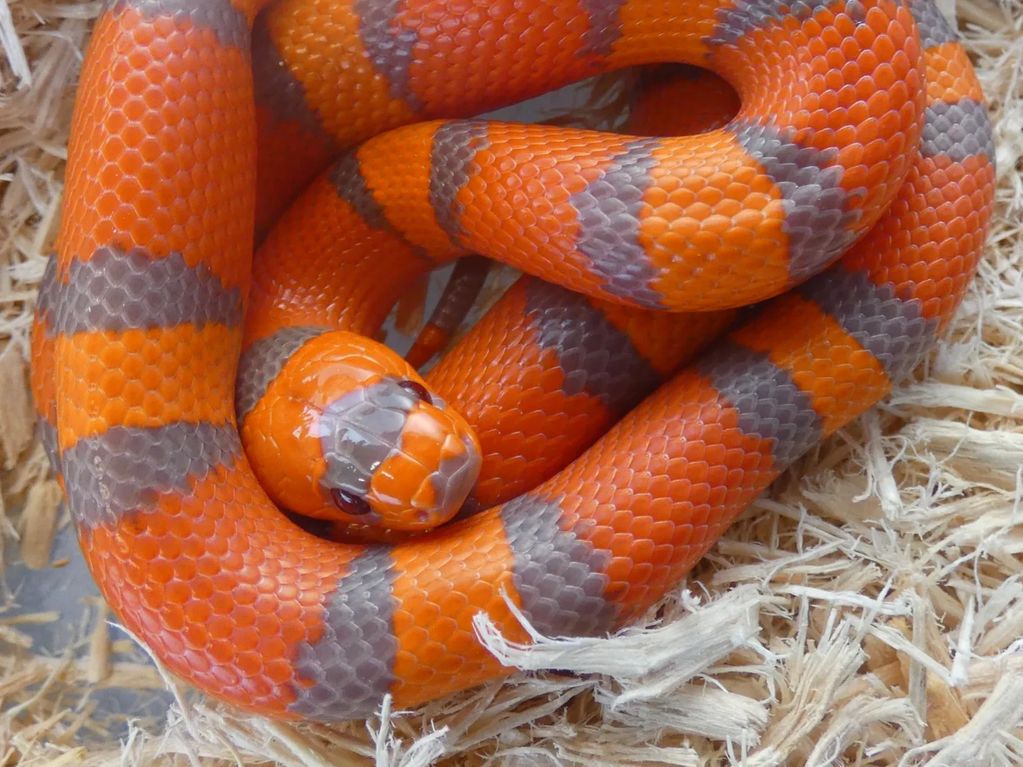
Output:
397 379 433 405
330 487 372 516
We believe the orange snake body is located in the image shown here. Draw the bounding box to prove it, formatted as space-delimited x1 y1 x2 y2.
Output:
31 0 995 721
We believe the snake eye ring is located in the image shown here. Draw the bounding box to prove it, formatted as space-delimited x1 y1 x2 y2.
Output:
397 379 433 406
330 487 372 516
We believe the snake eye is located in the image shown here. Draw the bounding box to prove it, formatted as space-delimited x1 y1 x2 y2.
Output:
397 379 433 405
330 487 372 516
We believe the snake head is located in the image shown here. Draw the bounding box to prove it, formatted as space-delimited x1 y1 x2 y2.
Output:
315 372 481 531
240 330 481 532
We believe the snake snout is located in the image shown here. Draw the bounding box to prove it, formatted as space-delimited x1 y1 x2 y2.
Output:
417 428 482 527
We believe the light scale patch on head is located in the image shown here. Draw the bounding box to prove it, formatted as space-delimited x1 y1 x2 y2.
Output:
317 380 418 501
730 120 864 283
430 441 481 517
289 547 398 721
569 138 665 309
500 492 617 636
699 340 822 468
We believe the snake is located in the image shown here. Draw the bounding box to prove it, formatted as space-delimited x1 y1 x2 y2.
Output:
30 0 995 722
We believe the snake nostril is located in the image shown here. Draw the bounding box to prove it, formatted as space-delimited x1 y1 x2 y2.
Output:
330 487 372 516
397 379 433 405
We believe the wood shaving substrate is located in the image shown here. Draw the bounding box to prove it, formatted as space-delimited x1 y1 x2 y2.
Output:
1 1 1021 764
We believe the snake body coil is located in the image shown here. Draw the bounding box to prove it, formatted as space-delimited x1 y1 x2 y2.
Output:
32 0 995 721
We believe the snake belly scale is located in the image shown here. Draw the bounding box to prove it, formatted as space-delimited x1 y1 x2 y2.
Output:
31 0 994 721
